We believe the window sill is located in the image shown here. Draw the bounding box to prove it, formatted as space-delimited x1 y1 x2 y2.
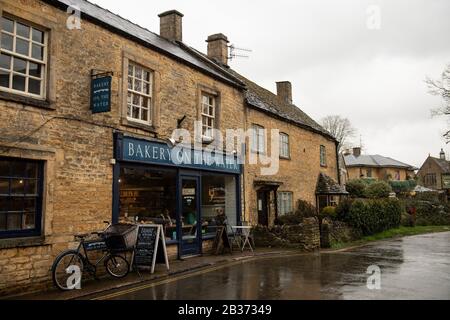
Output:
0 91 54 110
121 118 158 134
0 236 47 250
280 156 291 161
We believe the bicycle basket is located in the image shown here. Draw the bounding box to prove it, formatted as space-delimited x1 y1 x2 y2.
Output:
103 224 137 251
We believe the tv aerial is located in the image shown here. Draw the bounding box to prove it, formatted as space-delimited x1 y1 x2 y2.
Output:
228 44 252 61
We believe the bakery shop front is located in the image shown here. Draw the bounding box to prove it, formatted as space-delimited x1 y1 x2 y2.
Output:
112 133 242 258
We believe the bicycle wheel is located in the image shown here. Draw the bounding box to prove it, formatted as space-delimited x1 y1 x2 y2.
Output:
52 250 85 291
105 254 129 278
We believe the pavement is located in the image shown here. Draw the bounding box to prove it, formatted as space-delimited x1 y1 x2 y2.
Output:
11 231 450 300
91 232 450 300
13 248 303 300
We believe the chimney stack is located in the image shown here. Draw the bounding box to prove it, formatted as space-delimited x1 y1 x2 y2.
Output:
276 81 293 104
353 147 361 157
440 148 446 160
158 10 183 42
206 34 229 66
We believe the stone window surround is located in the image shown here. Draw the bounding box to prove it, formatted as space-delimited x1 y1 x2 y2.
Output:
250 123 266 155
320 145 327 167
196 84 221 144
0 144 55 249
121 50 161 133
279 132 290 160
0 5 56 110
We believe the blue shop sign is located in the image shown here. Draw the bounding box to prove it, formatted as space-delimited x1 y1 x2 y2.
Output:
91 76 112 113
121 137 242 175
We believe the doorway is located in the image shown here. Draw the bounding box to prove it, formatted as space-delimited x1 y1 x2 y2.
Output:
179 176 201 257
257 190 269 227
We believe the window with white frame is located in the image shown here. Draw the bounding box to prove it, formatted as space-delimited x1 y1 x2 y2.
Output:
277 192 293 216
280 133 290 158
0 16 47 98
201 93 216 139
127 62 153 125
251 124 266 154
320 145 327 167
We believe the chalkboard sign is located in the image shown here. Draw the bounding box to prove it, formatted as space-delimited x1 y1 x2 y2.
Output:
132 225 169 274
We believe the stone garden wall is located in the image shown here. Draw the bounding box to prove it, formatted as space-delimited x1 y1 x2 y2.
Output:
320 218 361 248
253 217 320 251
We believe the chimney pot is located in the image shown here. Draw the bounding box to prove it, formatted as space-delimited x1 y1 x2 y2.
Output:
276 81 293 104
353 147 361 157
158 10 183 42
206 33 229 66
440 148 446 160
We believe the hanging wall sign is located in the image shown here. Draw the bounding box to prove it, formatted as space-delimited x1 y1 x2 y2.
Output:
91 75 112 114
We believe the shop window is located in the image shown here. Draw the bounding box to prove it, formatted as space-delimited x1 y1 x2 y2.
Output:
127 62 153 125
201 93 216 140
320 145 327 167
277 192 293 216
280 133 290 159
0 16 47 98
201 174 237 237
251 124 266 154
119 166 176 240
0 157 43 238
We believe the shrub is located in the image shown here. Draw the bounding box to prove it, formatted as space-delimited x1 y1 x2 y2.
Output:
389 180 417 194
335 198 353 221
364 181 393 199
295 199 318 218
321 206 337 220
415 200 450 226
345 180 367 198
341 198 402 236
275 199 318 226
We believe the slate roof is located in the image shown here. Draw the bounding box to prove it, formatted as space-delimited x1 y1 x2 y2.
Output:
316 173 348 195
344 154 417 170
45 0 336 141
226 70 336 141
43 0 244 88
429 157 450 173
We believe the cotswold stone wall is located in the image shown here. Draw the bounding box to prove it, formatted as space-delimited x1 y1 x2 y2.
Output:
244 107 339 226
0 0 244 296
320 219 362 248
253 217 321 251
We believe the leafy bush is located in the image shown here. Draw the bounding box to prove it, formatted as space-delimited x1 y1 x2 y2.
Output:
275 199 318 225
295 199 318 218
335 198 353 221
364 181 393 199
415 201 450 226
321 206 337 220
345 180 367 198
341 198 402 236
389 180 417 194
274 214 304 226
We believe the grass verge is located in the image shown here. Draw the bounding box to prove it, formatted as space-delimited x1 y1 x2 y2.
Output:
331 225 450 250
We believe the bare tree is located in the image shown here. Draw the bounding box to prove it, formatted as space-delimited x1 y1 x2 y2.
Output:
321 115 357 153
426 64 450 142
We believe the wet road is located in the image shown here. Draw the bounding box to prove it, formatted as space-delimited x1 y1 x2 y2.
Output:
103 232 450 300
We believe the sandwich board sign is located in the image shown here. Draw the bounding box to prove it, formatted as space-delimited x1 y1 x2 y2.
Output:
132 224 169 274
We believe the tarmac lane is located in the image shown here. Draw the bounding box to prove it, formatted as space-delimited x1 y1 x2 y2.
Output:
94 232 450 300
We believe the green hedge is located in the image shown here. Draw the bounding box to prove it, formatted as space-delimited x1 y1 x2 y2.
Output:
365 181 393 198
389 180 417 194
403 198 450 226
337 198 402 236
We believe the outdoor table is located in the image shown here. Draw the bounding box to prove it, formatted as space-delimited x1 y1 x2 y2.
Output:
231 226 253 252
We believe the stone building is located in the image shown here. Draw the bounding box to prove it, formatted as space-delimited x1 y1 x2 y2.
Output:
344 147 417 181
197 37 342 225
0 0 342 295
417 149 450 195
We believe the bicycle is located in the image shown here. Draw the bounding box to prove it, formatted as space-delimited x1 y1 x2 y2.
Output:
51 221 135 291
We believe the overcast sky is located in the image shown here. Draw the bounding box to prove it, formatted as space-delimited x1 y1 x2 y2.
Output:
92 0 450 168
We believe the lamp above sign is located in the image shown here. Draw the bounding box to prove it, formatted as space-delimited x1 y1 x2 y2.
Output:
91 70 113 114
